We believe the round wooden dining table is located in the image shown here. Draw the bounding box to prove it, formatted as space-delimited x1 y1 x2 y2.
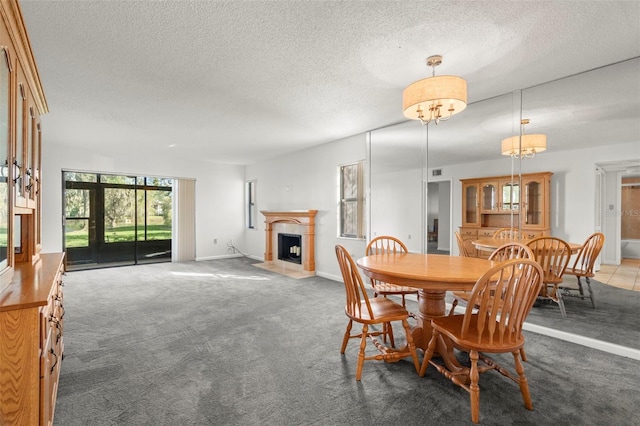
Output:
356 253 497 373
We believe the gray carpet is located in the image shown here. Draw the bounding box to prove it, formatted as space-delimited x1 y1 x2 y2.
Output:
524 278 640 349
54 258 639 425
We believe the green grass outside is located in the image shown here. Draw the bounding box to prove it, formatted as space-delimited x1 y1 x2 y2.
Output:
65 224 171 248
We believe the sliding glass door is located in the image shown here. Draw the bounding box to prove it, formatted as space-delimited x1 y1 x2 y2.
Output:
63 172 172 270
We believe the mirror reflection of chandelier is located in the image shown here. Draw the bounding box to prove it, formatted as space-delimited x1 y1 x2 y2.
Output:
402 55 467 125
501 119 547 159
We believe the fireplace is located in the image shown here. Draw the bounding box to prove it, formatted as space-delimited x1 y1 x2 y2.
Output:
259 210 317 276
278 233 302 264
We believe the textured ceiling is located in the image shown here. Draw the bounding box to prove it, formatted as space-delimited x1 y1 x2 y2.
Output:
19 1 640 167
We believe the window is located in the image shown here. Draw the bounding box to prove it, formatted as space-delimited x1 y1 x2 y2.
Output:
339 161 365 238
63 171 173 269
246 180 257 229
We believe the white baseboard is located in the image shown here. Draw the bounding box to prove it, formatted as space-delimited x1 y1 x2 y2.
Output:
195 254 243 261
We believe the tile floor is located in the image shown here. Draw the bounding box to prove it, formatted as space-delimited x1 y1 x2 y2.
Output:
594 258 640 291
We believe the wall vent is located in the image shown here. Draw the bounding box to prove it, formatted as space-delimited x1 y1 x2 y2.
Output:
432 169 442 176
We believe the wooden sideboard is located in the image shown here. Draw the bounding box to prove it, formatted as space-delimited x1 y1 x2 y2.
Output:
460 172 552 257
0 252 65 425
0 2 58 424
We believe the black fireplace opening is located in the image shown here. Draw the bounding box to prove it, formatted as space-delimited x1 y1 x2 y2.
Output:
278 233 302 265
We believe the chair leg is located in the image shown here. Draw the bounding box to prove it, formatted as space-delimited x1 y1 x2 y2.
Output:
419 329 439 377
520 347 528 362
383 322 396 347
576 276 585 298
340 320 353 354
449 298 459 317
469 350 480 424
556 286 567 317
512 350 533 411
585 277 597 309
356 324 368 381
401 319 420 374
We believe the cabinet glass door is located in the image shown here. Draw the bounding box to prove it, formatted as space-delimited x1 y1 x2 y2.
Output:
481 183 498 211
502 182 519 211
524 180 543 226
463 183 479 225
0 49 9 270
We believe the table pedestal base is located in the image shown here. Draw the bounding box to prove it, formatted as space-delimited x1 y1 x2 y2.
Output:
411 289 469 380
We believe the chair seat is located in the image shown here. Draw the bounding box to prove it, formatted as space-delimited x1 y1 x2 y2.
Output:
432 314 525 354
563 269 594 278
346 297 410 324
451 290 472 301
372 282 419 295
541 271 563 284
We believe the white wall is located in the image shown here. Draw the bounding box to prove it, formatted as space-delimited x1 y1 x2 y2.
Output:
243 133 366 281
370 168 423 253
41 142 245 260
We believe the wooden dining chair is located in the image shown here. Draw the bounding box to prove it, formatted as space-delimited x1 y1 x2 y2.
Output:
526 237 572 317
493 227 525 239
455 231 475 257
420 258 544 424
560 232 605 309
451 233 474 315
449 242 534 313
365 236 418 309
428 218 439 242
449 242 535 360
334 245 420 380
366 236 418 345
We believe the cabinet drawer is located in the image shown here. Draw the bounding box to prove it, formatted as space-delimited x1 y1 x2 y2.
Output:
459 228 477 238
523 230 544 239
478 229 495 238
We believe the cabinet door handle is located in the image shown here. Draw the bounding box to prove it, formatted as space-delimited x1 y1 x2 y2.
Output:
49 315 62 343
55 296 65 319
50 348 58 373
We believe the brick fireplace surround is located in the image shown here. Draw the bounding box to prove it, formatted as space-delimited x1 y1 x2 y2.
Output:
257 210 317 277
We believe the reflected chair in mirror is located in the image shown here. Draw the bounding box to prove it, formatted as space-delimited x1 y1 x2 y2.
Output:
455 231 475 257
526 237 572 317
493 227 526 239
428 218 439 242
419 258 544 424
560 232 605 309
335 245 420 381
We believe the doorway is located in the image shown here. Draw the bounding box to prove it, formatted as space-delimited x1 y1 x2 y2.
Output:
596 160 640 265
427 180 451 254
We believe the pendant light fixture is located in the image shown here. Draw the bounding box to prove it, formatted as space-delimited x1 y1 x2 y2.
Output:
501 119 547 159
402 55 467 125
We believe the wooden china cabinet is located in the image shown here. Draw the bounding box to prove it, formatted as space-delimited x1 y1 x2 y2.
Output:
0 2 65 425
459 171 552 257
